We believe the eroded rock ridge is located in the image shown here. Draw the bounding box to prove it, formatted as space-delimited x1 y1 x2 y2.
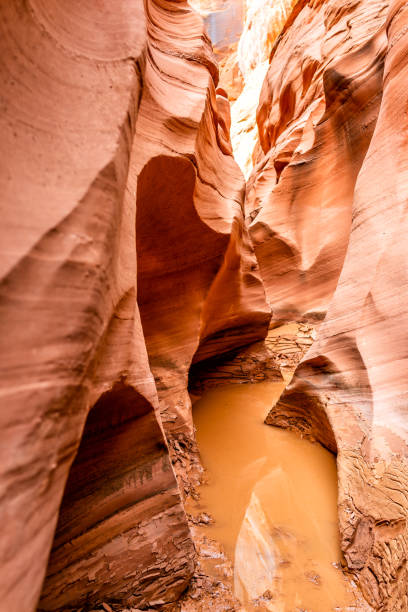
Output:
0 1 269 610
259 1 408 609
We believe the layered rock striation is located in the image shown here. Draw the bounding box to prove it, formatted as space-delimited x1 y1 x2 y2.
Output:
134 0 271 442
266 1 408 609
0 1 269 610
3 0 408 610
248 0 390 321
230 0 296 177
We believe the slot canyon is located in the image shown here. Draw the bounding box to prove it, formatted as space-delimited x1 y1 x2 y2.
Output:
1 0 408 610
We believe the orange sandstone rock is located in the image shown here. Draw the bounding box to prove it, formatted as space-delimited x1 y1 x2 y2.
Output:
231 0 296 177
135 0 270 441
267 1 408 609
0 1 269 610
248 0 389 321
0 1 194 610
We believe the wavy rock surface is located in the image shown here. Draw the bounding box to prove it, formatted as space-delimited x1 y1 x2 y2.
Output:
135 0 270 444
231 0 296 177
267 1 408 609
0 1 269 610
248 0 389 321
0 2 194 610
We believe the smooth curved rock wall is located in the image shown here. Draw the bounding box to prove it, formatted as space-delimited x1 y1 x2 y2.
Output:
134 0 270 443
248 0 389 321
267 1 408 608
0 1 195 609
0 0 269 610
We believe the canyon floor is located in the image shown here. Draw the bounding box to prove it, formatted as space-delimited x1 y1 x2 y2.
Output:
89 325 369 612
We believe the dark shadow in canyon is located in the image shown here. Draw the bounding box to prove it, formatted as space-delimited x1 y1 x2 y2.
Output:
38 383 171 611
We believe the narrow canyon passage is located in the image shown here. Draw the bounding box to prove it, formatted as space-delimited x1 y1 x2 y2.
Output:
191 379 361 611
2 0 408 610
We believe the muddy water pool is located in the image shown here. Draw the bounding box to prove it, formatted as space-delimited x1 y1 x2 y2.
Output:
192 381 359 611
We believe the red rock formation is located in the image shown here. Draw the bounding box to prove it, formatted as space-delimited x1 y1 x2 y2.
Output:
248 0 389 321
0 1 195 609
267 1 408 609
135 0 270 442
231 0 296 177
216 45 244 102
0 0 269 610
7 0 408 609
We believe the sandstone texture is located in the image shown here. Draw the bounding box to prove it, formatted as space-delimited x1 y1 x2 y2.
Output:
215 43 244 103
193 0 296 177
3 0 408 610
231 0 296 177
248 0 389 321
134 0 271 442
266 1 408 609
0 1 269 610
189 321 314 397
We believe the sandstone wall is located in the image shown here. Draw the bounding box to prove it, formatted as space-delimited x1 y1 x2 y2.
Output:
0 1 269 610
134 0 270 445
266 1 408 609
248 0 389 321
231 0 296 177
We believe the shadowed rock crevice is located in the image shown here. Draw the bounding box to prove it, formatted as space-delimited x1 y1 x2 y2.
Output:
39 384 193 611
265 386 338 454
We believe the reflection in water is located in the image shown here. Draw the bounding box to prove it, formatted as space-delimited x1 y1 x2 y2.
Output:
193 381 357 611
